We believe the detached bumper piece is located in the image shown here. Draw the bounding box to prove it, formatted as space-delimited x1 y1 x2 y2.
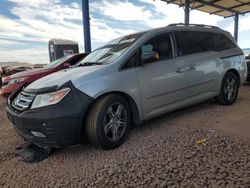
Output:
15 142 51 163
6 81 93 148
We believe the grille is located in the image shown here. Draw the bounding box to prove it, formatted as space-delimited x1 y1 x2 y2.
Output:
11 91 35 111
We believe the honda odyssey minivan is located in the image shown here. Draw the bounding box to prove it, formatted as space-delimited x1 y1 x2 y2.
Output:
6 24 247 150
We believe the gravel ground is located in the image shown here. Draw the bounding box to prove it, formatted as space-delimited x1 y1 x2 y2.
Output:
0 86 250 188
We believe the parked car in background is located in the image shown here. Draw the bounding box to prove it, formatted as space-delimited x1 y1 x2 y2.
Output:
1 53 89 97
33 64 47 69
1 66 10 76
245 54 250 81
6 24 247 150
5 66 33 76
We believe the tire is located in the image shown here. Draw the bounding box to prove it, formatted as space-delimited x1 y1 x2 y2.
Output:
85 94 131 150
216 72 239 105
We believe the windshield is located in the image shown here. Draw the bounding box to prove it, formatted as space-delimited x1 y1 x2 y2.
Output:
79 33 143 65
45 55 73 68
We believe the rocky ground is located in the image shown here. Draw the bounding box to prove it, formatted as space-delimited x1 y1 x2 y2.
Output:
0 86 250 188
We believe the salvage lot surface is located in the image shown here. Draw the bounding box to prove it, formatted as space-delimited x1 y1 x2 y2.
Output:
0 86 250 188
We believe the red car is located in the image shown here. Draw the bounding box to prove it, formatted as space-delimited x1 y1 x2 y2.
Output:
1 53 88 98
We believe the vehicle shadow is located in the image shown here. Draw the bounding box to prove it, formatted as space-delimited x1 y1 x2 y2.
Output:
51 98 220 158
135 98 217 130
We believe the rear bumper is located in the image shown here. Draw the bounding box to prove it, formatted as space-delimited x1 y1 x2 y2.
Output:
6 82 93 148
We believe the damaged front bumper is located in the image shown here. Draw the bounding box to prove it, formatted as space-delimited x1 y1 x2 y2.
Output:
6 81 93 148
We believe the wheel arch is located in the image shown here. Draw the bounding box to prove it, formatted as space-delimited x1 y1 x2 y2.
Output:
86 91 141 127
219 69 240 93
225 68 241 84
216 68 240 105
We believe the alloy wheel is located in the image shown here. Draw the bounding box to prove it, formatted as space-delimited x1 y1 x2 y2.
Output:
103 102 128 142
224 76 237 101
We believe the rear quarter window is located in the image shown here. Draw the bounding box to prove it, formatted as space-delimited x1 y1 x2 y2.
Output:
212 33 236 51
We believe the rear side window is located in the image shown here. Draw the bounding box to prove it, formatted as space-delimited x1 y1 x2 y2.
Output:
175 31 214 56
175 31 236 56
212 33 236 51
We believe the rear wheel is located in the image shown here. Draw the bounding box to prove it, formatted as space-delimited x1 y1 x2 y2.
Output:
216 72 239 105
86 94 131 150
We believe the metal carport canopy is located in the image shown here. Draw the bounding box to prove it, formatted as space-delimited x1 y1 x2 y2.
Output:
82 0 250 52
162 0 250 41
163 0 250 17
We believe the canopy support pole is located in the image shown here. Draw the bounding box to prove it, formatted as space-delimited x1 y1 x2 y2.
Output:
82 0 91 52
184 0 190 25
234 13 239 42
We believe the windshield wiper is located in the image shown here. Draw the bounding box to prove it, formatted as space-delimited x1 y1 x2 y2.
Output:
78 62 104 66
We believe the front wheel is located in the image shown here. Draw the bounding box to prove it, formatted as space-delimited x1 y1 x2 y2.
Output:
216 72 239 105
85 94 131 150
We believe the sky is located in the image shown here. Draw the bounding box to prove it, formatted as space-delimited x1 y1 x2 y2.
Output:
0 0 249 64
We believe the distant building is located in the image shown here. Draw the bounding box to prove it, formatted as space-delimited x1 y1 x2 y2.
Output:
48 39 79 62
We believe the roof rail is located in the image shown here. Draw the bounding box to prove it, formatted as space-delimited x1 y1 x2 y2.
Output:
168 23 220 29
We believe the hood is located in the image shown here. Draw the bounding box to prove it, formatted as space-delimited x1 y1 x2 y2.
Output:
26 65 105 91
8 68 53 80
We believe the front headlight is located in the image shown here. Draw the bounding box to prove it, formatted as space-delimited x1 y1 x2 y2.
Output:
31 87 71 109
8 77 28 85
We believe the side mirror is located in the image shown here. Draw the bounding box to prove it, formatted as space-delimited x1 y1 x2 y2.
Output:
141 51 157 64
63 63 70 69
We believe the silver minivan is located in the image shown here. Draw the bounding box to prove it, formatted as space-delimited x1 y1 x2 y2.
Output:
6 24 247 149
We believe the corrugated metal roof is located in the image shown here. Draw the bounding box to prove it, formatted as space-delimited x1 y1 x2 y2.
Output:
162 0 250 17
